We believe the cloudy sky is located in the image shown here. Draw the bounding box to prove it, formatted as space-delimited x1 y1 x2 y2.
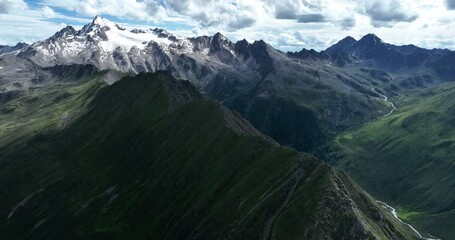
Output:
1 0 455 51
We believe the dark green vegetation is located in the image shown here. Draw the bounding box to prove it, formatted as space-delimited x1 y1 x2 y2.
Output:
0 71 417 239
222 62 390 154
332 82 455 239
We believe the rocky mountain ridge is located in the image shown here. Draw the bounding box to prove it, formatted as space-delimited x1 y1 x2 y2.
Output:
0 71 419 239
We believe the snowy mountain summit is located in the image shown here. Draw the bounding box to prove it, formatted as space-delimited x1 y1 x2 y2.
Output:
79 16 176 52
1 16 277 90
24 16 203 72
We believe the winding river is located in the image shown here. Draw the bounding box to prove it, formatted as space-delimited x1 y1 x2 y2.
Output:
372 89 399 117
376 201 441 240
370 90 441 239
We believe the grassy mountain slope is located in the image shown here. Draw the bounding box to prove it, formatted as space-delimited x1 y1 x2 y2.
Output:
223 63 392 154
0 66 105 147
0 71 417 239
332 82 455 239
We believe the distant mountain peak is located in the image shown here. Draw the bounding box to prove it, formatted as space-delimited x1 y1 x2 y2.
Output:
253 39 267 46
0 41 29 55
213 32 226 38
325 36 357 53
151 28 168 34
51 25 77 39
91 15 115 27
212 32 230 44
28 15 190 68
341 36 357 43
358 33 385 46
14 42 29 48
80 15 124 35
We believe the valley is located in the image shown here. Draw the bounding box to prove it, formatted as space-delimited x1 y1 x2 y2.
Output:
332 82 455 239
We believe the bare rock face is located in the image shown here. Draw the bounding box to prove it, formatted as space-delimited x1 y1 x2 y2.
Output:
21 16 251 85
303 172 415 240
0 42 29 56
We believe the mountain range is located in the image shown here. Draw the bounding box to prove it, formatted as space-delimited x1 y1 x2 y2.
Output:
1 16 394 152
1 16 454 239
0 70 419 239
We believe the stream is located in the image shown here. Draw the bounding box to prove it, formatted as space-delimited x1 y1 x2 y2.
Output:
372 89 399 117
376 201 441 240
371 89 441 239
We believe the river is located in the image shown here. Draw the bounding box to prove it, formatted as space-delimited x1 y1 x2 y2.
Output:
376 201 441 240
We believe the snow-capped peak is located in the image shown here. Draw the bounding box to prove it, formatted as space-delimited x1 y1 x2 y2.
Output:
214 32 228 41
67 16 178 53
80 15 123 36
92 15 115 27
26 16 237 73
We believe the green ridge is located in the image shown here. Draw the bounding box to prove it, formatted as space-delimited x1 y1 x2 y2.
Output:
0 71 418 239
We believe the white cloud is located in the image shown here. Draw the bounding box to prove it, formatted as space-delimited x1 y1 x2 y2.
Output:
0 0 27 13
41 6 57 18
1 0 455 52
340 17 356 29
0 1 89 45
265 0 321 19
0 13 65 45
43 0 165 20
162 0 257 31
360 0 418 27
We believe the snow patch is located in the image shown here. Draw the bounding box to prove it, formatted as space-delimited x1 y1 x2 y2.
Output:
202 47 210 55
99 28 173 52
